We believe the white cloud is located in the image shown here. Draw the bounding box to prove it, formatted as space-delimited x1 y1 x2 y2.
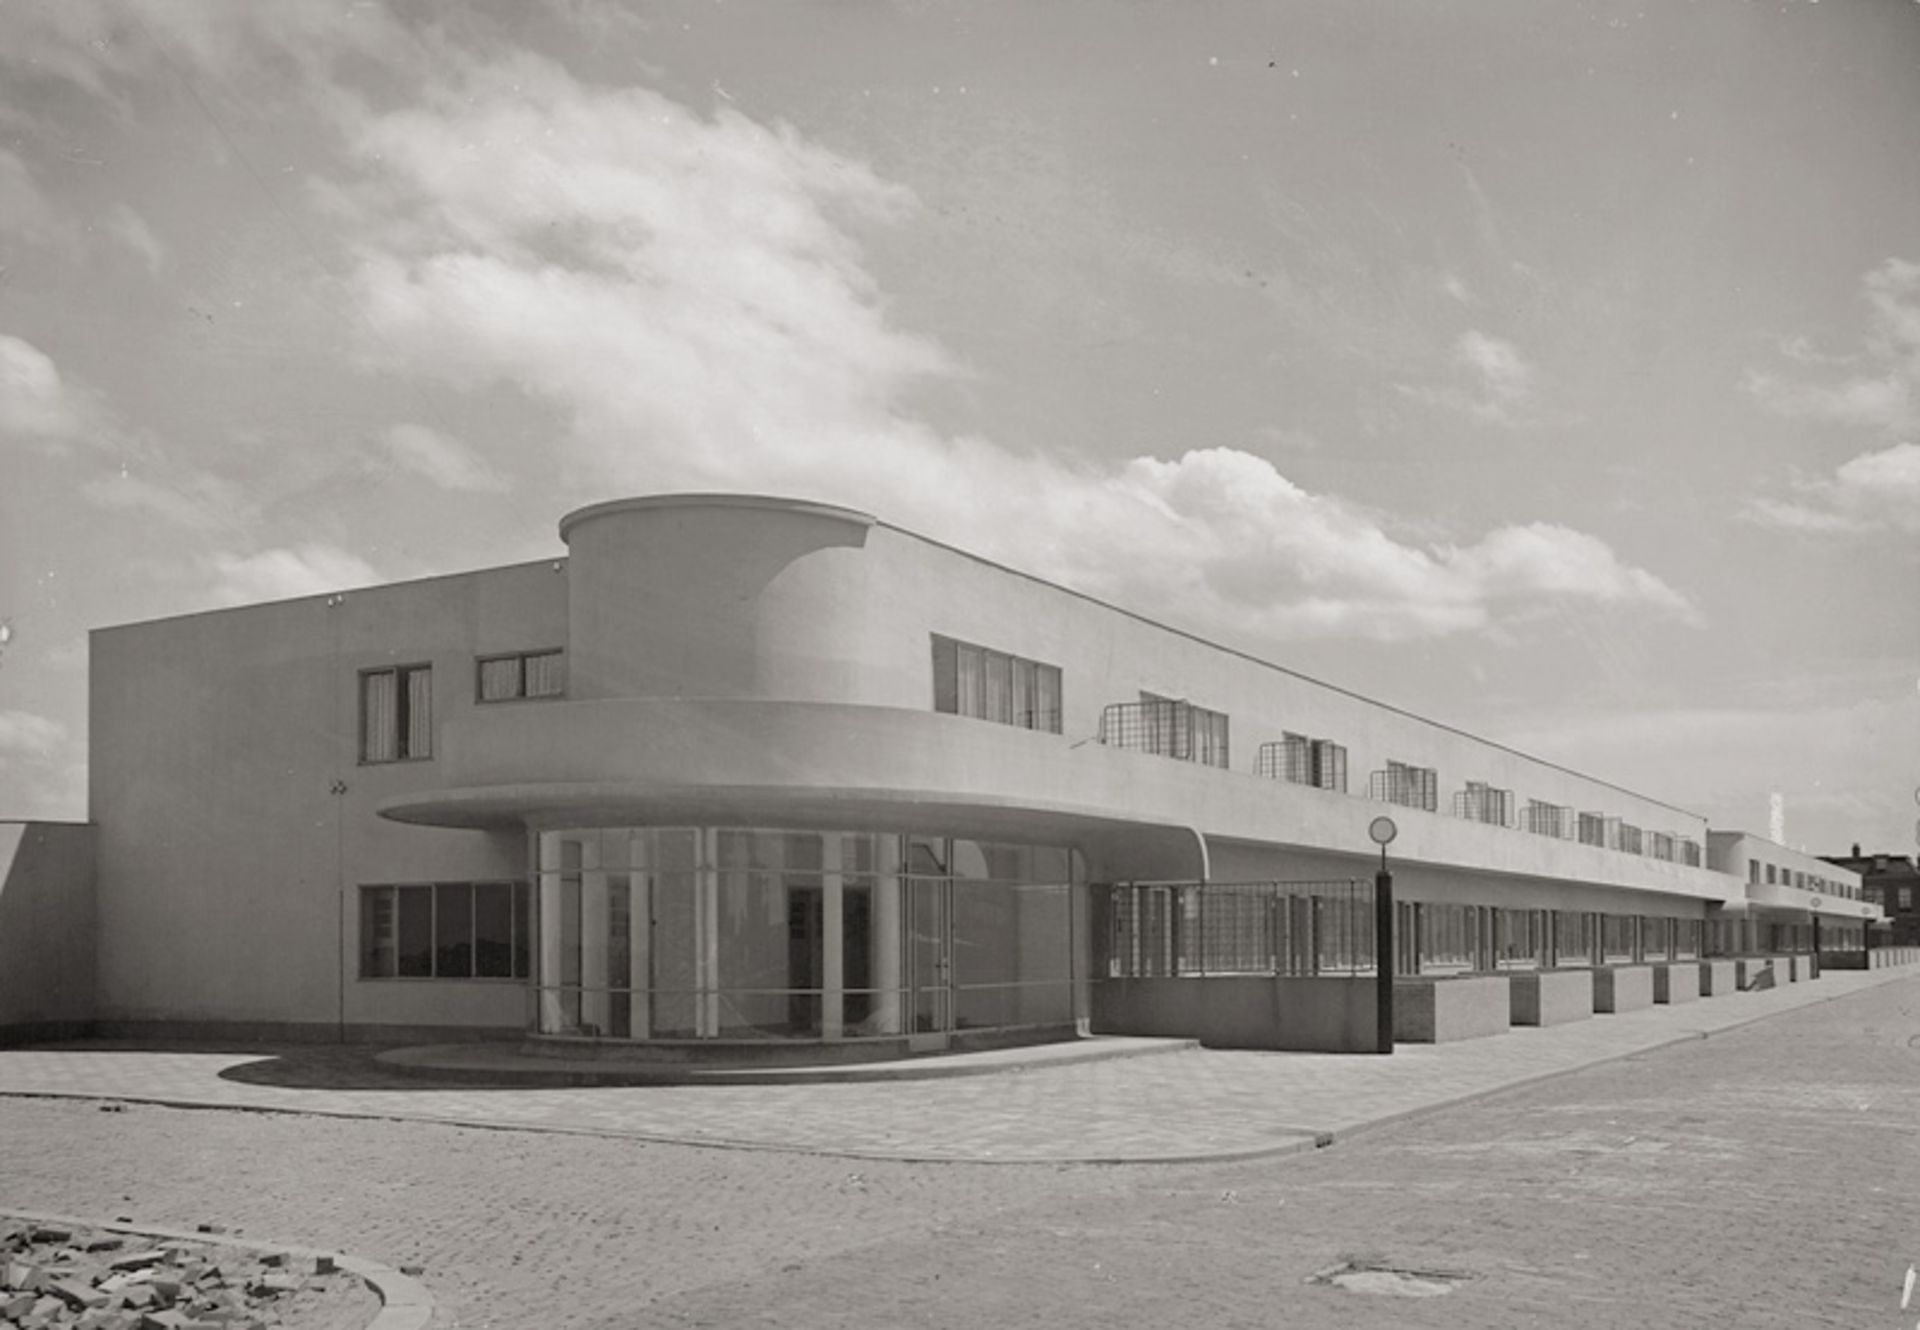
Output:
382 423 508 493
0 333 87 441
81 467 252 534
1743 441 1920 536
1506 694 1920 851
1739 497 1856 534
108 205 166 275
1393 330 1542 427
0 709 65 760
1745 257 1920 435
0 148 60 244
0 708 84 821
206 544 383 607
1458 330 1531 404
328 57 1689 643
1835 438 1920 501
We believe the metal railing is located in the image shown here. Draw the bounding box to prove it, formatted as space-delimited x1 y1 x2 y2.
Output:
1522 802 1576 839
1452 782 1515 827
1099 879 1375 978
1097 699 1229 768
1368 764 1438 811
1255 735 1314 783
1253 735 1349 791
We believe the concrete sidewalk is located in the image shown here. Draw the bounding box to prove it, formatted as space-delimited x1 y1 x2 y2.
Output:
2 964 1913 1165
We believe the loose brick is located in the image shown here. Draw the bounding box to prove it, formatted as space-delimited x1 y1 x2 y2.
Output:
106 1251 165 1273
48 1277 111 1310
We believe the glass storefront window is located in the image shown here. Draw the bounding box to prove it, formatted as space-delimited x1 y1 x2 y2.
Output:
533 827 1079 1043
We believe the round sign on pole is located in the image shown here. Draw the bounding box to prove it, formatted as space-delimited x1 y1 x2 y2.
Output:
1368 815 1398 847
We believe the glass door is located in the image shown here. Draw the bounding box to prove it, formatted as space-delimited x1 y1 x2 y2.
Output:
906 876 952 1051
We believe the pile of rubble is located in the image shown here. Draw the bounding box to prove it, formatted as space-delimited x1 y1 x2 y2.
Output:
0 1221 348 1330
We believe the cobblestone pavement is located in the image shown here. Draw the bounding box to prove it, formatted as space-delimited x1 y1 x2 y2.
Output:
0 967 1909 1163
0 972 1916 1328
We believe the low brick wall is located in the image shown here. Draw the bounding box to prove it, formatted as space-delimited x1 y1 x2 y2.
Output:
1698 959 1737 996
1593 965 1653 1013
1509 969 1593 1027
1652 963 1699 1004
1091 976 1379 1052
1393 975 1510 1043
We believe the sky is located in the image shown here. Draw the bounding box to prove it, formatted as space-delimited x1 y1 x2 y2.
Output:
1 0 1916 855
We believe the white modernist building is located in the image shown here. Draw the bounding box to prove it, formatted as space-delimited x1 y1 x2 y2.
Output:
1 493 1892 1052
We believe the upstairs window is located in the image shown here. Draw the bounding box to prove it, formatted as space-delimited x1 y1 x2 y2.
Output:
1523 802 1575 839
1139 692 1229 769
1577 812 1607 848
1369 761 1438 812
932 635 1063 734
1257 733 1348 792
361 664 432 763
478 649 565 702
1453 781 1514 826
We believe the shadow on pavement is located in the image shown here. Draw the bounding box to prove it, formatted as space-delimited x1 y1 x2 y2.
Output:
18 1039 538 1093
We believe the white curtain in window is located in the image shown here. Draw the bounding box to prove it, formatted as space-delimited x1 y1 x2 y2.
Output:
956 644 984 719
362 670 398 762
984 651 1012 724
479 657 520 701
524 651 564 697
1035 665 1061 733
406 667 433 758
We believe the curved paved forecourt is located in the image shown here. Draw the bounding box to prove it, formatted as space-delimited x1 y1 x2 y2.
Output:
0 966 1910 1164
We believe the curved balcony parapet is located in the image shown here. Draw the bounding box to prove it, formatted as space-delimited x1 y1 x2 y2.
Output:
378 698 1742 902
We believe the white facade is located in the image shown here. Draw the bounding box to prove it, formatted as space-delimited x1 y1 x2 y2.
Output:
74 493 1882 1046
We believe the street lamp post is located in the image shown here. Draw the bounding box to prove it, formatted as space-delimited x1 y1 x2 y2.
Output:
1369 815 1398 1055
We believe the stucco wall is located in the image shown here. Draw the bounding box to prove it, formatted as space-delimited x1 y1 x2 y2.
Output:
1707 831 1872 921
86 494 1764 1036
553 499 1705 836
90 563 563 1032
0 821 96 1041
1091 975 1378 1052
399 697 1734 911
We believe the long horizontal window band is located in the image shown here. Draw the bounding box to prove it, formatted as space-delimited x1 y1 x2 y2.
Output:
477 648 565 702
360 881 531 980
931 634 1063 733
1101 886 1766 980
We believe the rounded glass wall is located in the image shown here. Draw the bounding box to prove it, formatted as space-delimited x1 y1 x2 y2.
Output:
533 827 1079 1042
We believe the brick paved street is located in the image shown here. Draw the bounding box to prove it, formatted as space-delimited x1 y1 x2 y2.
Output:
1 971 1917 1327
0 967 1907 1164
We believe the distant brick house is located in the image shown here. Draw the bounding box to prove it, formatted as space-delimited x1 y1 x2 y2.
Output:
1822 848 1920 948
